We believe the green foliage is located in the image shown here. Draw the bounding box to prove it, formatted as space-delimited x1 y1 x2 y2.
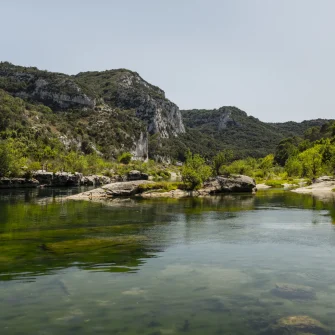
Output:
181 151 212 190
225 159 253 176
117 152 132 164
0 141 11 177
298 146 323 178
137 182 183 193
213 150 233 176
285 156 303 177
0 139 27 177
264 180 285 188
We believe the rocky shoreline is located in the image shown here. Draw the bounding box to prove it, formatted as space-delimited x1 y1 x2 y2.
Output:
66 175 257 201
291 176 335 200
0 169 149 189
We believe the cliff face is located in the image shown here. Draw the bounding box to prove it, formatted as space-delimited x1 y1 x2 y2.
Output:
75 70 185 138
0 63 96 109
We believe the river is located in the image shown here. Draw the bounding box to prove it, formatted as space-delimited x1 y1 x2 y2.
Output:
0 187 335 334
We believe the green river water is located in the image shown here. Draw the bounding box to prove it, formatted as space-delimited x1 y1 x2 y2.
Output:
0 187 335 334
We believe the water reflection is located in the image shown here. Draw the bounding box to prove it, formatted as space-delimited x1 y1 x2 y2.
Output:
1 189 335 334
0 189 334 282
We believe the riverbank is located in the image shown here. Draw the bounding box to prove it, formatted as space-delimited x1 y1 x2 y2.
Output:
67 175 257 201
292 176 335 200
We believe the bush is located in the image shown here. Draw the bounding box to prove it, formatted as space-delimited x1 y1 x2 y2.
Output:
118 152 132 164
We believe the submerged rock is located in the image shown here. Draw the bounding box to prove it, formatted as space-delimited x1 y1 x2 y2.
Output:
199 175 256 195
265 315 329 335
271 283 316 300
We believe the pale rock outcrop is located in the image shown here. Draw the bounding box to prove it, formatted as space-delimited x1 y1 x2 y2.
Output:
67 180 154 200
103 180 153 196
199 175 256 195
292 176 335 199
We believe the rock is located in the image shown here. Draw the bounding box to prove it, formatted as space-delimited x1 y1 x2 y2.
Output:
102 180 154 197
139 189 188 198
54 172 82 186
80 175 111 186
33 171 82 187
265 316 329 335
127 170 149 181
32 171 54 185
315 176 334 183
271 283 316 300
256 183 272 190
199 175 256 194
0 178 39 189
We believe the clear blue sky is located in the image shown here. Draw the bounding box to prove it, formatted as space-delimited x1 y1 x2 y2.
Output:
2 0 335 122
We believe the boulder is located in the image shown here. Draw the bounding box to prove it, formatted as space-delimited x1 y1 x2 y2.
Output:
102 180 154 197
265 315 329 335
33 171 82 186
32 171 54 185
199 175 256 195
53 172 82 186
80 175 111 186
271 283 316 300
0 178 39 189
127 170 149 181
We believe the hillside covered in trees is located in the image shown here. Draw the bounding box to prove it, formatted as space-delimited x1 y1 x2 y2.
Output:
0 61 334 179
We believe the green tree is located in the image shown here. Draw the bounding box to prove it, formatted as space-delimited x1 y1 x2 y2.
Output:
259 154 274 178
212 149 233 176
0 141 10 177
181 150 212 190
299 146 322 178
285 156 303 177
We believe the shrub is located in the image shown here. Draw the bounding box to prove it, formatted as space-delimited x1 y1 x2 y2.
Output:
117 152 132 164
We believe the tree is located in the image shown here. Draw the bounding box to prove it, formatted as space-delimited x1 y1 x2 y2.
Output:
259 154 274 178
274 137 300 166
285 156 303 177
0 141 10 177
212 149 233 176
181 150 212 190
298 146 322 178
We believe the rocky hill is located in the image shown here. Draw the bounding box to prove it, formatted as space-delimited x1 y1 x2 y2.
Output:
0 61 332 162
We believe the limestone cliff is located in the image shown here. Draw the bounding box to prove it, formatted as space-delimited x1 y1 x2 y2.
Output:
0 62 96 109
75 70 185 138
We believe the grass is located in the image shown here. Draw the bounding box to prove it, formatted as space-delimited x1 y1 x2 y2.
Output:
263 178 302 188
137 181 184 193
